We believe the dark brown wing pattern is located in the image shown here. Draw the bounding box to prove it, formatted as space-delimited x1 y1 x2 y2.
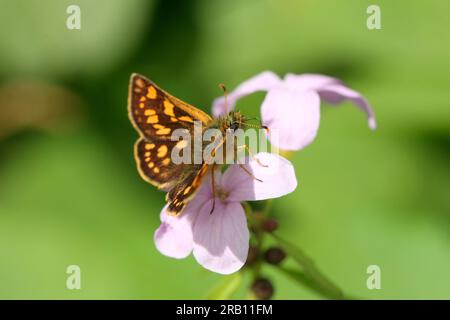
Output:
128 73 212 141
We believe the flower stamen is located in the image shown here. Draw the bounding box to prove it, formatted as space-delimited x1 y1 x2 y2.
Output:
215 187 229 201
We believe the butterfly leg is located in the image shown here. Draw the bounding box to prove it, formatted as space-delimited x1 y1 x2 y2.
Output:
237 144 268 168
210 164 216 214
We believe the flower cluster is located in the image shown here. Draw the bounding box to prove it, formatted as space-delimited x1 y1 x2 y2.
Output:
154 71 375 275
213 71 376 150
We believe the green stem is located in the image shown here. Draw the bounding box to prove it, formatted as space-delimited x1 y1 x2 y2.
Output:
262 199 273 217
206 273 243 300
243 201 264 282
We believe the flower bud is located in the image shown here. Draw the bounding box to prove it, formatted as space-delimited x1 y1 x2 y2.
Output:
262 218 278 232
251 277 274 300
264 247 286 265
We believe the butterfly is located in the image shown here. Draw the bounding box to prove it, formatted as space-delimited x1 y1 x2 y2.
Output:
128 73 262 216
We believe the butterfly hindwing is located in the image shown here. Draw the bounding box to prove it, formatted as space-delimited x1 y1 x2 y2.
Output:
128 73 212 141
166 164 209 215
135 136 210 215
134 137 188 191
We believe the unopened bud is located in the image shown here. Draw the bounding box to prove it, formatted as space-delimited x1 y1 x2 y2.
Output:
262 218 278 232
264 247 286 265
251 277 274 300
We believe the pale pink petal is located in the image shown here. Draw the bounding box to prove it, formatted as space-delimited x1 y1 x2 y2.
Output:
222 153 297 202
284 73 342 91
154 201 200 259
193 200 249 274
261 88 321 150
317 84 377 130
212 71 282 117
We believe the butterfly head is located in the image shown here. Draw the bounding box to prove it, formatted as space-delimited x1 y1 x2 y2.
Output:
224 111 245 132
220 110 268 133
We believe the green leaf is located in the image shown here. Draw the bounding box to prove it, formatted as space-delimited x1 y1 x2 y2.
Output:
271 233 345 299
205 272 242 300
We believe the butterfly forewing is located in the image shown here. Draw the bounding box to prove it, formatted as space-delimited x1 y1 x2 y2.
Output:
128 73 212 141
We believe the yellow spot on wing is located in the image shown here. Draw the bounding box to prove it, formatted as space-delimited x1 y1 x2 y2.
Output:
147 86 157 99
179 116 194 123
145 152 150 157
139 102 145 108
148 162 155 168
140 96 146 102
157 145 168 158
147 115 159 124
192 165 208 187
156 128 171 135
152 124 171 135
144 109 156 116
153 167 160 173
145 143 155 150
162 158 170 166
183 186 191 195
163 100 175 117
170 117 178 122
136 78 145 88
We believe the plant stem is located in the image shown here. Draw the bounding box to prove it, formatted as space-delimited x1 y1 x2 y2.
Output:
262 199 273 217
243 202 264 282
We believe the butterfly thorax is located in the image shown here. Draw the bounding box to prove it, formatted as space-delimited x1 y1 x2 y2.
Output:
215 111 246 133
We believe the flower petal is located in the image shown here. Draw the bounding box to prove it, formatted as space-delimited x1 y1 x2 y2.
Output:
212 71 282 117
154 201 200 259
222 153 298 202
317 84 377 130
193 200 249 274
261 88 321 150
284 73 342 91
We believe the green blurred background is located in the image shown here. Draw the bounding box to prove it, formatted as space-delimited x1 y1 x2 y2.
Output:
0 0 449 299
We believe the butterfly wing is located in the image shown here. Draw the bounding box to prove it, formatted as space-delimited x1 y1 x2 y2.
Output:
165 164 209 215
135 137 210 215
129 73 213 216
135 137 187 191
128 73 212 140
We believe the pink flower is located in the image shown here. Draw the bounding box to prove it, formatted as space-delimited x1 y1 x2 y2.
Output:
212 71 376 151
154 152 297 274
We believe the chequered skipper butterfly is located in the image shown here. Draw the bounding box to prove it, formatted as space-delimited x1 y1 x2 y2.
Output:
128 73 260 216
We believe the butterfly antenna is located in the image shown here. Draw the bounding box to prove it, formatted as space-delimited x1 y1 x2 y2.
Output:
244 118 269 133
245 123 261 129
218 83 228 114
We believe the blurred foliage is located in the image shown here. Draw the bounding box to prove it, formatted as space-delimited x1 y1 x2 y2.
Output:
0 0 449 299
